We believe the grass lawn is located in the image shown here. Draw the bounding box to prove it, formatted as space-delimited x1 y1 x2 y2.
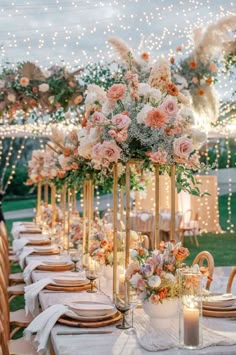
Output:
3 198 36 212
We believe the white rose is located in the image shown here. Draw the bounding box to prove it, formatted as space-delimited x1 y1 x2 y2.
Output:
138 83 151 96
38 83 49 92
136 103 152 124
129 273 142 287
177 107 195 127
130 249 138 260
149 88 162 102
7 93 16 103
147 275 161 288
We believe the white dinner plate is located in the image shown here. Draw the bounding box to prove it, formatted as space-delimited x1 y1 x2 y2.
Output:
203 293 236 308
43 261 71 266
68 302 115 317
34 245 57 252
65 308 117 321
53 277 89 286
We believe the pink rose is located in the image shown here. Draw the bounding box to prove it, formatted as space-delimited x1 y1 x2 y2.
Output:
92 112 107 124
146 148 168 164
160 96 179 118
107 84 126 101
108 129 117 138
100 140 121 162
192 77 198 84
173 136 193 159
137 278 147 292
116 129 128 142
150 294 160 304
92 143 103 160
111 114 131 129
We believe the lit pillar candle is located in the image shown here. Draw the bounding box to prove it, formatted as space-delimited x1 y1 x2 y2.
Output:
119 273 126 293
183 303 200 347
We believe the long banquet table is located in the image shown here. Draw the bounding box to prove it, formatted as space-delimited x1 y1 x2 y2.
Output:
14 223 236 355
25 255 236 355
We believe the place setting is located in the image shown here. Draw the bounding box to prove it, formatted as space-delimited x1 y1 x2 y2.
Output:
203 293 236 317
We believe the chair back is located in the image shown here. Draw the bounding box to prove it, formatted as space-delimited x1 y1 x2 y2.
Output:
192 251 214 290
226 267 236 293
0 318 9 355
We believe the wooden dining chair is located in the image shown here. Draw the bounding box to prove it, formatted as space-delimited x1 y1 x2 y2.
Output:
0 255 33 338
0 221 25 287
226 267 236 294
192 251 214 290
0 285 37 355
180 209 200 247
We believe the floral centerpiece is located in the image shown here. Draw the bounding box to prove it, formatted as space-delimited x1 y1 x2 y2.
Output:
69 213 83 247
40 202 63 228
82 55 206 195
126 241 190 304
89 231 117 266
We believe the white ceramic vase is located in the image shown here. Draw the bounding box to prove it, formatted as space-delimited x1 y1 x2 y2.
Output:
142 298 179 329
103 264 113 280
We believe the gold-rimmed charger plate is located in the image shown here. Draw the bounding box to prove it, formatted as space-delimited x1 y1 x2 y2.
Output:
27 239 51 246
58 310 121 327
32 249 60 256
203 308 236 317
36 263 74 272
45 283 91 292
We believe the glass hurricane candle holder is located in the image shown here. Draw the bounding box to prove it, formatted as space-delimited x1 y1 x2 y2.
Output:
178 268 203 350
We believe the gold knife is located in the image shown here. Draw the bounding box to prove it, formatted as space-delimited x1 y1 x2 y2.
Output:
56 330 113 335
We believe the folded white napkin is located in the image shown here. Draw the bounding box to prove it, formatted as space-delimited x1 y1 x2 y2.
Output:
11 225 26 239
24 304 68 355
23 260 43 285
13 238 29 254
25 277 52 316
19 247 35 269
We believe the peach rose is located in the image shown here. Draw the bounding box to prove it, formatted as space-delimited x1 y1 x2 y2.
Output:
100 140 121 163
160 96 179 117
192 77 198 84
92 112 107 124
144 108 168 129
20 77 29 87
173 136 193 159
209 62 217 73
107 84 126 101
146 148 168 164
111 114 131 129
175 246 190 261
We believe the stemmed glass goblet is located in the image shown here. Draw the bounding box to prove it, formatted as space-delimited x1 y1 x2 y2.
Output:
86 266 98 293
114 293 131 329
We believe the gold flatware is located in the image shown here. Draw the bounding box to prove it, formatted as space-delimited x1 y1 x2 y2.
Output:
56 330 113 335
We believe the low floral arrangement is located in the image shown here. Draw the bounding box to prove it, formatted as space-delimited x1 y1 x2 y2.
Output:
69 214 83 247
126 241 190 304
89 231 115 266
40 202 63 228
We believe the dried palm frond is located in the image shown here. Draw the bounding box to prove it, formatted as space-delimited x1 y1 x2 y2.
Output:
108 37 138 66
18 62 46 81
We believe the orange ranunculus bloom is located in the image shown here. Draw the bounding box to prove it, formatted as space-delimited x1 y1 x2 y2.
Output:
189 61 197 69
63 147 73 157
166 82 179 96
57 170 66 178
170 57 175 64
198 88 205 96
206 77 213 85
141 52 150 61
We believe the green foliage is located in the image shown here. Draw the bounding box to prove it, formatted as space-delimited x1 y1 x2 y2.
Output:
81 62 125 89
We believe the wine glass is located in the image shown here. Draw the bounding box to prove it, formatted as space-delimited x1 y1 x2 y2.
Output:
86 267 98 293
125 292 138 333
69 248 80 271
114 293 131 329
